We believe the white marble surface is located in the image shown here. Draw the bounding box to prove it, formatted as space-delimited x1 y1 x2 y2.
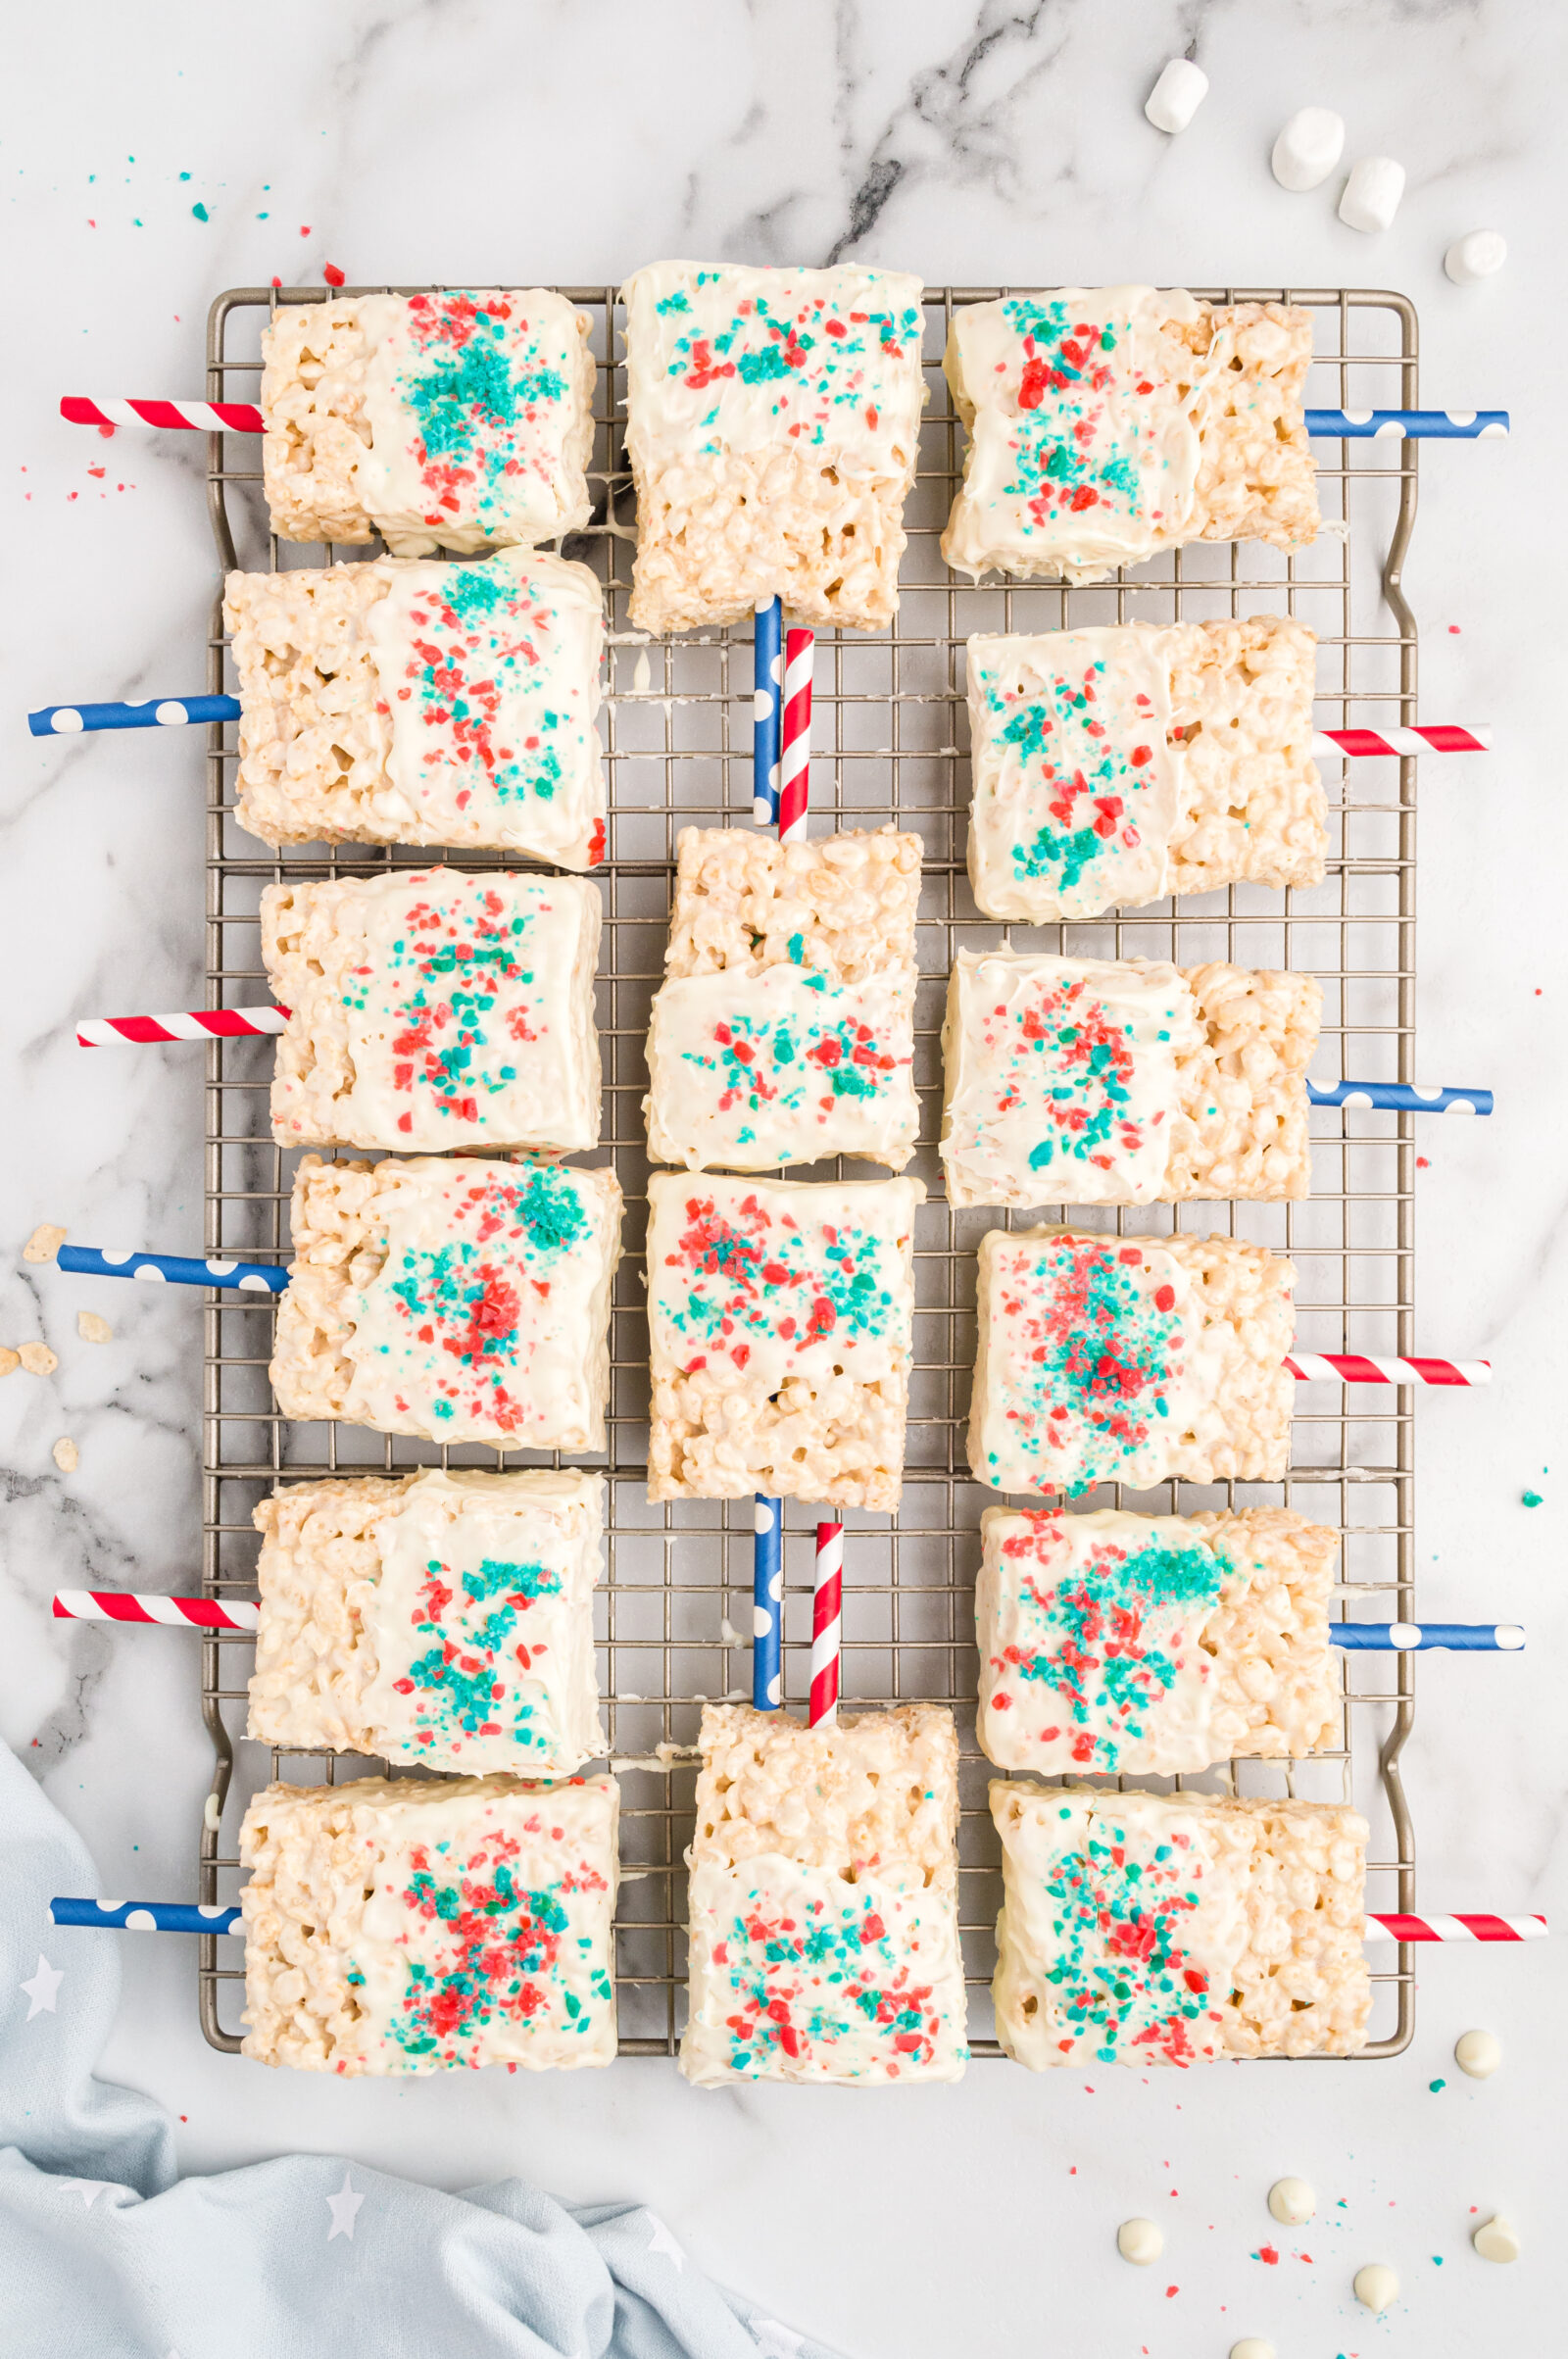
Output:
3 2 1564 2351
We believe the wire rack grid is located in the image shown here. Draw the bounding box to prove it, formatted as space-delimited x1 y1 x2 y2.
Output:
192 282 1423 2060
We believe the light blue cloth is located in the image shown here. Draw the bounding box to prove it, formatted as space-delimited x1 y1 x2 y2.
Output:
0 1745 835 2359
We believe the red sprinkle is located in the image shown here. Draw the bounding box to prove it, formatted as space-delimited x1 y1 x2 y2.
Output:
323 263 345 287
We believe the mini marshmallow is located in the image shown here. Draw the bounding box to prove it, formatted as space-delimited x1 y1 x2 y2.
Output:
1145 58 1208 135
1271 107 1346 192
1445 230 1507 285
1340 158 1405 234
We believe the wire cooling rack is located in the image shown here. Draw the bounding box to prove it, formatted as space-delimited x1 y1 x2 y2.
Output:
193 284 1423 2059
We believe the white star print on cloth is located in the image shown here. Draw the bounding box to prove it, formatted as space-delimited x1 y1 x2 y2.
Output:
20 1955 63 2019
58 2180 118 2209
646 2214 686 2271
752 2322 806 2358
325 2171 365 2242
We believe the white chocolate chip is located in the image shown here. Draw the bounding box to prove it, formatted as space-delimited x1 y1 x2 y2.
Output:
1455 2028 1501 2078
0 1348 19 1378
1268 2176 1315 2226
19 1342 58 1376
1340 158 1406 233
24 1222 67 1264
1144 59 1208 135
1230 2342 1276 2359
1445 230 1507 285
1353 2261 1399 2313
52 1438 79 1474
203 1793 223 1833
1473 2214 1519 2264
1116 2217 1162 2265
76 1311 114 1345
1271 107 1345 191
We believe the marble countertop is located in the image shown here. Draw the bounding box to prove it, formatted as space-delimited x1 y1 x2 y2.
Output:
3 3 1561 2351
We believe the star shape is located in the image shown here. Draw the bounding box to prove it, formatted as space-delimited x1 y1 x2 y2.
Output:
753 2324 805 2359
21 1955 63 2020
646 2214 686 2271
325 2170 364 2242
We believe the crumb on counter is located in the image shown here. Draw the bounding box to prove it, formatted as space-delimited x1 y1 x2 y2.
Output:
76 1311 114 1344
24 1223 67 1264
0 1348 19 1378
52 1438 78 1473
19 1343 58 1376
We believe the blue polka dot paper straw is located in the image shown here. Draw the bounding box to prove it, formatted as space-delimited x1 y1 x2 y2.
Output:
752 1497 783 1710
28 694 240 738
50 1896 242 1935
1306 409 1508 440
748 600 786 1709
1308 1081 1493 1115
1331 1622 1525 1652
752 597 782 826
56 1244 288 1294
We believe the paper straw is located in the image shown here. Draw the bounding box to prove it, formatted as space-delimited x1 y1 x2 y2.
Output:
752 1497 783 1710
77 1006 287 1048
1287 1352 1490 1386
777 627 814 844
52 1591 259 1631
808 1522 843 1728
56 1244 288 1294
1330 1621 1524 1652
60 397 264 433
1312 723 1490 757
1365 1912 1546 1942
50 1896 242 1935
752 596 782 823
1305 409 1508 440
1307 1081 1492 1115
28 695 240 738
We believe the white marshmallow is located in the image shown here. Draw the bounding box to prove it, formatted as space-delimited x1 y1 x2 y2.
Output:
1340 158 1406 233
1445 230 1507 284
1145 59 1208 135
1271 107 1346 192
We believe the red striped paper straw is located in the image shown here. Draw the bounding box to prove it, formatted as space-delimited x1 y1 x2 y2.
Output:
777 627 814 844
76 1006 288 1047
53 1591 259 1631
808 1521 843 1728
1288 1352 1491 1387
1312 724 1490 758
61 396 264 433
1366 1912 1546 1942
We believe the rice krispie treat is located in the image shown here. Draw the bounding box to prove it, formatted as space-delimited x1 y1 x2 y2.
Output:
271 1155 621 1450
646 1171 923 1507
966 617 1324 920
262 866 601 1155
261 289 595 554
224 547 606 866
621 262 928 634
990 1783 1370 2067
240 1771 617 2073
969 1225 1295 1495
943 289 1319 585
941 952 1318 1208
647 827 922 1171
248 1466 605 1776
682 1702 967 2086
976 1504 1339 1776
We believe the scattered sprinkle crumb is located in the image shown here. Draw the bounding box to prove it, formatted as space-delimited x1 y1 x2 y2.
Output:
53 1438 78 1474
1429 2077 1446 2092
299 223 311 235
24 1222 66 1263
19 1343 58 1376
1522 1490 1543 1507
191 202 209 221
323 262 345 286
0 1348 20 1378
1448 624 1461 633
1416 1155 1430 1168
77 1311 114 1345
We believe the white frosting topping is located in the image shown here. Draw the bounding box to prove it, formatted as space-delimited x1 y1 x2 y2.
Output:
945 287 1204 579
942 952 1198 1207
353 289 590 556
621 262 927 477
646 967 918 1171
360 1469 603 1776
1352 2262 1399 2314
976 1506 1225 1774
368 548 605 866
1267 2176 1316 2226
966 627 1183 920
1116 2218 1163 2265
1454 2027 1502 2079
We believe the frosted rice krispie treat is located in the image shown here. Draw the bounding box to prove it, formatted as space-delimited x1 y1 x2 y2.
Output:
262 866 601 1155
271 1155 621 1450
224 547 606 866
941 951 1319 1208
943 288 1319 584
682 1702 967 2087
261 289 595 554
647 827 922 1171
990 1783 1370 2066
646 1171 923 1508
240 1771 618 2073
966 617 1325 920
248 1466 604 1776
621 262 928 633
976 1504 1339 1776
969 1225 1295 1495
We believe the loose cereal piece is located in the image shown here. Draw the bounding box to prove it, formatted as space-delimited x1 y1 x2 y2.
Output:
19 1343 58 1377
76 1312 114 1344
53 1439 79 1473
24 1224 66 1264
0 1349 20 1378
